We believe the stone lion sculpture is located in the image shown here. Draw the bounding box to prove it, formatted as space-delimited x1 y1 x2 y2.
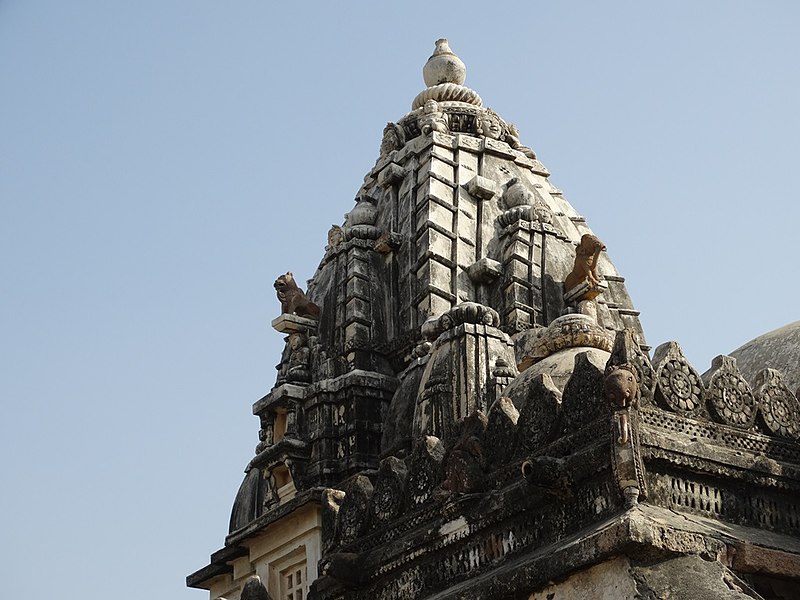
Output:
564 233 606 296
274 272 321 319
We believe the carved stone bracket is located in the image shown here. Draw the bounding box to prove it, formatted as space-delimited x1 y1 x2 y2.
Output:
610 410 648 508
703 355 758 429
464 175 498 200
377 163 407 188
373 231 403 254
467 257 503 284
652 341 704 416
422 302 501 341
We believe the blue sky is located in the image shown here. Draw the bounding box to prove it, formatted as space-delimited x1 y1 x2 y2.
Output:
1 2 798 598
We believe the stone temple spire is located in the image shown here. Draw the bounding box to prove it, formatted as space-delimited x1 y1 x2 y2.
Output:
412 39 482 110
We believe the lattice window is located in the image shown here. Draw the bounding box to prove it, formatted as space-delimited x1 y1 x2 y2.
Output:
280 560 306 600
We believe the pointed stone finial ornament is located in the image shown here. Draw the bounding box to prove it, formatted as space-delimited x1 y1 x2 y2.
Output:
423 39 466 86
412 39 482 109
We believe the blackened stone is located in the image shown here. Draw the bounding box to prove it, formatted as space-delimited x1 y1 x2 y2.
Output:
484 396 520 468
560 351 606 432
516 373 562 453
240 575 273 600
336 475 374 544
370 456 408 524
405 435 445 506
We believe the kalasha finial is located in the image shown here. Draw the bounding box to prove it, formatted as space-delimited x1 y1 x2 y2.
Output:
423 39 466 87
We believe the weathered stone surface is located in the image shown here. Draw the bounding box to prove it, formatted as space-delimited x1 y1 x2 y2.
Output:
441 410 488 493
190 40 800 600
514 314 614 371
335 475 373 545
240 575 273 600
405 435 445 506
515 373 562 452
730 321 800 393
633 555 758 600
753 368 800 439
369 456 407 524
653 340 705 416
703 355 758 429
560 351 607 431
483 396 519 467
527 557 638 600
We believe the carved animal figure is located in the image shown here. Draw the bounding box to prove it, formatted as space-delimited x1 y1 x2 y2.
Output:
274 272 321 319
604 364 639 445
564 233 606 294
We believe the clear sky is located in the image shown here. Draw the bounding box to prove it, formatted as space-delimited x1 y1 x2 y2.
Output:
1 2 798 599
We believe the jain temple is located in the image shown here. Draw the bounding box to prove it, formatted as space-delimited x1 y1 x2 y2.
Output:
187 40 800 600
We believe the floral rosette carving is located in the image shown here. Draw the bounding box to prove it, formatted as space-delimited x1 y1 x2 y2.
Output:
652 341 704 415
753 368 800 439
406 464 436 506
336 476 373 544
405 436 444 505
704 355 757 428
370 457 407 524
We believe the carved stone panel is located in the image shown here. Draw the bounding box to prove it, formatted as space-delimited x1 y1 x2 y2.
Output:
560 351 606 432
405 435 445 506
336 475 374 545
516 373 562 452
753 368 800 440
652 342 704 416
703 355 757 429
370 457 408 524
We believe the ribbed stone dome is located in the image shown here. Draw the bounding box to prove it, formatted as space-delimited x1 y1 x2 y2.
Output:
729 321 800 393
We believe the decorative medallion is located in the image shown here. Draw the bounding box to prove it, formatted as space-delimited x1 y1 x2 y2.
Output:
407 465 435 505
704 355 757 429
652 341 704 415
405 436 444 506
370 457 406 524
753 368 800 440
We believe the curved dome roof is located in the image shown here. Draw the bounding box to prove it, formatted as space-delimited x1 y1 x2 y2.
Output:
729 321 800 393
